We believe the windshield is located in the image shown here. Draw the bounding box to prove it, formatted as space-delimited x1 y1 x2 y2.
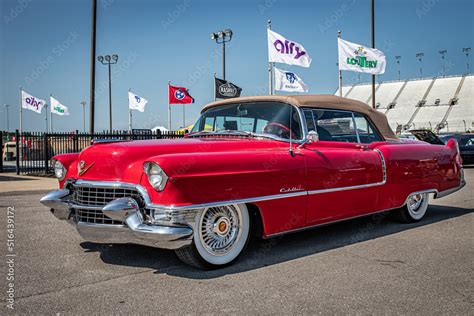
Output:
190 102 303 140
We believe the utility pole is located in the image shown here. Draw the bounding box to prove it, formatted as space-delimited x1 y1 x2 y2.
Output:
89 0 97 133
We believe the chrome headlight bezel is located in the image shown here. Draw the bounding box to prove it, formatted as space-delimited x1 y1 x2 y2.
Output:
52 159 66 181
143 162 169 191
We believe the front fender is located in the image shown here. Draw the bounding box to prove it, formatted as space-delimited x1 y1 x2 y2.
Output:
141 150 307 207
52 153 79 187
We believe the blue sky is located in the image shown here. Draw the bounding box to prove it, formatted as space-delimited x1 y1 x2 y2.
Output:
1 0 473 132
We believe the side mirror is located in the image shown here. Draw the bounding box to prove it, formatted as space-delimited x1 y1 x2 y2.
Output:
307 130 319 143
298 130 319 149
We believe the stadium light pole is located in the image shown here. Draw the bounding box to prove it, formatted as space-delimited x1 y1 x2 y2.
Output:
210 29 233 80
97 54 118 132
80 101 87 132
439 50 447 77
416 53 424 79
395 56 401 80
463 47 471 74
3 104 9 132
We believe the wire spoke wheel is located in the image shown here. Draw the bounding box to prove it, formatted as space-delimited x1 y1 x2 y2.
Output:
394 192 429 223
175 203 250 269
200 205 241 255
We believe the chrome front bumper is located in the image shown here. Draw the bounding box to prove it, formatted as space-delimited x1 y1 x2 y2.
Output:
40 189 193 250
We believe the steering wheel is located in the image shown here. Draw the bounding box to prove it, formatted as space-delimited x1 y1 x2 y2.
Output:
263 122 296 139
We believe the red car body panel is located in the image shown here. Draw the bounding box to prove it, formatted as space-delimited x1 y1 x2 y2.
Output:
53 135 463 237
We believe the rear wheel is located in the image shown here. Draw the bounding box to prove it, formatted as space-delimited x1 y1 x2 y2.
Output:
175 204 250 269
393 192 429 223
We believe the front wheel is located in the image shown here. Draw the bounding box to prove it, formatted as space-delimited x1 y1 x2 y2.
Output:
393 192 429 223
175 204 250 269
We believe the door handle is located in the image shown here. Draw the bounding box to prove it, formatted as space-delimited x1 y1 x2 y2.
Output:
356 144 369 151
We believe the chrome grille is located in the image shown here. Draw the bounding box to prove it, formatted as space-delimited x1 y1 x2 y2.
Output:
74 208 122 225
68 184 145 225
73 186 144 207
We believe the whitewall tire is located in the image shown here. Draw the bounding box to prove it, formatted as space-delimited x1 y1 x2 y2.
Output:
394 192 430 223
175 204 250 269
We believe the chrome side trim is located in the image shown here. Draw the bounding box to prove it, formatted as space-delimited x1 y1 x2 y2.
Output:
150 191 308 211
266 188 439 238
71 149 387 213
72 179 308 211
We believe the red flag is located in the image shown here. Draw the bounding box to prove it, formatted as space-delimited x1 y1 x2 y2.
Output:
168 85 194 104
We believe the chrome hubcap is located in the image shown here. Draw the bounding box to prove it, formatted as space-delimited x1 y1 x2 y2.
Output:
199 205 241 255
408 194 423 213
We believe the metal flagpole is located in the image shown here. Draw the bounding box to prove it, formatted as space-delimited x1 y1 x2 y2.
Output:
128 89 132 131
19 86 22 135
338 31 343 97
268 19 273 95
45 103 48 132
49 94 53 132
371 0 376 109
168 81 171 130
214 72 217 101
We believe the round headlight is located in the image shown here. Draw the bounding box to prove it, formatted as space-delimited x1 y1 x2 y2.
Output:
144 162 169 191
53 160 66 181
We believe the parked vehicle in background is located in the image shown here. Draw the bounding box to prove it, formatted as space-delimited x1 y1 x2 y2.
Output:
400 129 445 145
2 141 16 161
40 95 465 269
439 133 474 165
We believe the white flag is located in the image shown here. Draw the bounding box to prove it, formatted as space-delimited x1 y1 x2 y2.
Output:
50 97 70 116
128 91 148 112
267 29 312 67
338 38 386 74
274 67 309 92
21 90 46 114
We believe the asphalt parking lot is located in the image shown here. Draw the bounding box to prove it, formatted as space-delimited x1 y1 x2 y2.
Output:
1 170 473 314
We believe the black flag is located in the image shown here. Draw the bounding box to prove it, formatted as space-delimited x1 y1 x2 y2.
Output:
215 78 242 99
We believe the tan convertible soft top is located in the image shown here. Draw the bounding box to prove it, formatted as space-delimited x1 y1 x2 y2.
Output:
202 94 398 141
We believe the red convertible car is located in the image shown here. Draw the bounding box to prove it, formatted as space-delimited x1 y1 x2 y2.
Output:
41 95 465 269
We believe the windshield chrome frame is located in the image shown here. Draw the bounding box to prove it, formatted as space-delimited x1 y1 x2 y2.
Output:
193 102 308 144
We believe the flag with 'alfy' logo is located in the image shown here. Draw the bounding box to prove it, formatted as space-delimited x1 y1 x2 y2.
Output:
21 90 46 114
268 29 312 67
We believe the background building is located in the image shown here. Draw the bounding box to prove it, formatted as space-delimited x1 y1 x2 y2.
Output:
335 75 473 133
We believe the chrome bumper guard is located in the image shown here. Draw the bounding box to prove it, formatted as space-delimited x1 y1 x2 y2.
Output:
40 190 193 250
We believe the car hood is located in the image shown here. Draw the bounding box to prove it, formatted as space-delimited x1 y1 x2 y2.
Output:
71 137 286 182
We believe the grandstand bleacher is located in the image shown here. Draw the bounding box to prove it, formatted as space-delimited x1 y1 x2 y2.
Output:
335 74 474 133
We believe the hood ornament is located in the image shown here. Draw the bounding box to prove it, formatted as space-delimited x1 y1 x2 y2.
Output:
78 160 94 176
